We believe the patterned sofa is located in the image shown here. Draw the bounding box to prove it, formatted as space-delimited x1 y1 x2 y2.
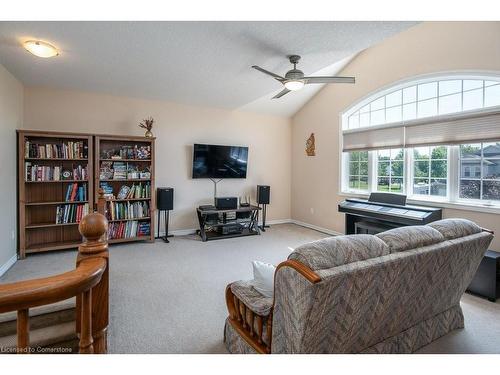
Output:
224 218 494 354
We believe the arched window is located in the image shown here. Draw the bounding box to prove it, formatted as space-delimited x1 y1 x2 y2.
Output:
340 73 500 211
344 75 500 130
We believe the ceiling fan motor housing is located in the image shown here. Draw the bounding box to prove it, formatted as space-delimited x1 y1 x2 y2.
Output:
285 69 305 80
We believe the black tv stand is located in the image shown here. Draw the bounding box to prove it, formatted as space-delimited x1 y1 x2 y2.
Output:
196 205 261 242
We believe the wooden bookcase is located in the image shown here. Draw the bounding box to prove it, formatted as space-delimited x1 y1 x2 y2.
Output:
95 135 155 244
17 130 94 258
17 131 156 258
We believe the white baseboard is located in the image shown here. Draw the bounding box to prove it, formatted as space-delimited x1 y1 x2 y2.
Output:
290 220 342 236
0 254 17 278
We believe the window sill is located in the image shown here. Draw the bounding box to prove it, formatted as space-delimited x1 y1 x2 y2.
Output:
339 191 500 215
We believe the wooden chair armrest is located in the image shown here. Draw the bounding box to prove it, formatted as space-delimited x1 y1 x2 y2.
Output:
225 284 270 354
224 260 320 354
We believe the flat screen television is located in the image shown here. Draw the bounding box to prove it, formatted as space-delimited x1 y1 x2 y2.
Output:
192 143 248 179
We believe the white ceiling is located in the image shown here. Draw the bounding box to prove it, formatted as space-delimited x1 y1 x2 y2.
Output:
0 21 417 117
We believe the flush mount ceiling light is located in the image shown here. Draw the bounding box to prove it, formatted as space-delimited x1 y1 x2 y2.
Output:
23 40 59 58
252 55 355 99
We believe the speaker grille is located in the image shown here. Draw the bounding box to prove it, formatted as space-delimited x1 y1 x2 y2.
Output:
257 185 270 204
157 187 174 210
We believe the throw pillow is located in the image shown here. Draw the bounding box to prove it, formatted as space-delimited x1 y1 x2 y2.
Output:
251 260 276 298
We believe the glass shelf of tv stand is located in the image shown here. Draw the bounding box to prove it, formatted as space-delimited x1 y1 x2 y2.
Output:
204 218 255 227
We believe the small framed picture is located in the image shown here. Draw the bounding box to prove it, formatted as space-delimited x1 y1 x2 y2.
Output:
61 169 73 180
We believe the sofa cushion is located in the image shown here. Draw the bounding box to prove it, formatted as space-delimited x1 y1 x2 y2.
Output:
230 281 273 316
288 234 389 271
376 225 444 253
427 218 482 240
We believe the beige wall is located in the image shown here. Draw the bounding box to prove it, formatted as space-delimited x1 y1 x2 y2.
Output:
0 64 23 270
291 21 500 250
24 87 292 232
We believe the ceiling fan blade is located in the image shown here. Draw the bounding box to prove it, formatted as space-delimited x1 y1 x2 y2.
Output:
252 65 285 81
304 76 356 84
272 88 291 99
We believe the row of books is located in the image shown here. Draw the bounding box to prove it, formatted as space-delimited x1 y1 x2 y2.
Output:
101 145 151 160
107 221 151 240
55 203 89 224
99 161 151 180
106 201 150 221
25 140 88 159
99 182 151 200
25 163 88 182
64 183 88 202
117 183 151 199
112 162 127 179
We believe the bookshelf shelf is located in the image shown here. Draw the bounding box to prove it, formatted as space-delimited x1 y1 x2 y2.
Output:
108 236 150 244
100 159 151 162
18 130 94 258
95 135 155 244
25 179 88 183
26 222 80 229
25 240 82 253
25 158 89 161
108 198 151 202
100 179 151 182
25 201 89 206
107 217 151 223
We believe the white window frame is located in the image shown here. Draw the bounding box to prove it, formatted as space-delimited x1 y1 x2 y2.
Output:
408 146 450 201
375 148 406 194
339 71 500 214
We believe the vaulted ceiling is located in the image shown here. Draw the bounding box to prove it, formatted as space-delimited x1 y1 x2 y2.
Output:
0 21 417 116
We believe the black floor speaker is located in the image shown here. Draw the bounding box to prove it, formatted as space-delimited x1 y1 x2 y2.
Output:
156 187 174 242
257 185 270 204
256 185 270 231
157 187 174 210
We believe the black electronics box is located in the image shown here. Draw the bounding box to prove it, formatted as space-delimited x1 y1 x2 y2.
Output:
215 197 238 210
199 205 216 211
219 223 243 235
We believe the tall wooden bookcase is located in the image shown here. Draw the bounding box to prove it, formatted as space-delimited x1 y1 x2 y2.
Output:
94 135 155 245
17 130 94 258
17 131 155 258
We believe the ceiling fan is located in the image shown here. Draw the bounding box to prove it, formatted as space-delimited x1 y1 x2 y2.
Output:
252 55 355 99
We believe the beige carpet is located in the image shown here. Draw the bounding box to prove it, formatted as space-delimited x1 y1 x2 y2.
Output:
1 223 499 354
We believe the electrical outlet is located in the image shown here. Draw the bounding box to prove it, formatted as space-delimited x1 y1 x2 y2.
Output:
310 207 314 215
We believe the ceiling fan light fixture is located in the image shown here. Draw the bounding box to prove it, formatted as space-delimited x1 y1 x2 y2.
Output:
23 40 59 58
284 80 305 91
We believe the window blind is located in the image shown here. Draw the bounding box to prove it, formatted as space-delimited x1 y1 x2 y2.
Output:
342 109 500 152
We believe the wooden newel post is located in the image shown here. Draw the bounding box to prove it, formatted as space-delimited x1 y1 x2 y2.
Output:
76 212 109 354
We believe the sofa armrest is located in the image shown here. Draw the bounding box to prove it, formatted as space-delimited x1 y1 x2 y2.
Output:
230 281 273 316
225 282 272 354
225 260 321 354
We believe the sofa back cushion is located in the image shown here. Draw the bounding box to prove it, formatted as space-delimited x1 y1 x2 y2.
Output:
375 225 444 253
288 234 389 271
428 218 482 240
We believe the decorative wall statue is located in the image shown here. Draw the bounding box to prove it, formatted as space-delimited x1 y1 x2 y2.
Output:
306 133 316 156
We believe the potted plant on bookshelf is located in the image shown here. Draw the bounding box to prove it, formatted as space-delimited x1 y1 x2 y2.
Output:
139 116 154 138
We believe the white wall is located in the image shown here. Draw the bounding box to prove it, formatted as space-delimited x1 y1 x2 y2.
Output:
291 21 500 250
23 87 292 232
0 63 23 274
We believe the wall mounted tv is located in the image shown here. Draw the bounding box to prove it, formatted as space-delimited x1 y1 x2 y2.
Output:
192 143 248 179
